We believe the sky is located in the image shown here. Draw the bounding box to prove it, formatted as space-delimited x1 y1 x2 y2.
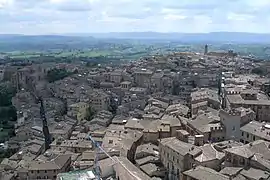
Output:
0 0 270 34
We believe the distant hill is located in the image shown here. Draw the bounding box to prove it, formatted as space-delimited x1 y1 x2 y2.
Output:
0 32 270 53
0 35 96 52
0 35 94 43
1 32 270 43
85 32 270 44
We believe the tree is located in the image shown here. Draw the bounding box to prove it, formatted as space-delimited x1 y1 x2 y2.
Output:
46 68 73 83
86 106 96 121
86 62 98 67
0 82 17 144
0 83 16 107
0 106 17 121
109 99 118 115
251 67 267 76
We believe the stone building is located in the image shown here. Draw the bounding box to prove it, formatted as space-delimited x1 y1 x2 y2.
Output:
240 121 270 143
220 107 255 141
17 154 71 180
224 140 270 172
89 90 110 112
134 69 153 88
159 137 201 180
226 90 270 122
68 102 89 122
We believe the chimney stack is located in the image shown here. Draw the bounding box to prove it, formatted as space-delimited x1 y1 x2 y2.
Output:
194 135 204 146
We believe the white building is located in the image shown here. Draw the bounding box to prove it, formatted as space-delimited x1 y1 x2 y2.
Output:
220 107 255 141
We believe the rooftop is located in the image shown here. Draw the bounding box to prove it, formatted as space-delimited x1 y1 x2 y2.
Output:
160 137 201 157
29 154 71 171
113 156 151 180
183 166 229 180
69 102 88 108
125 118 144 130
240 121 270 141
220 167 243 177
195 144 225 163
135 156 160 166
227 94 270 106
225 140 270 170
240 167 270 180
130 87 147 93
140 163 161 177
135 143 159 159
51 139 93 149
165 103 189 116
134 69 153 75
188 112 221 133
121 81 132 85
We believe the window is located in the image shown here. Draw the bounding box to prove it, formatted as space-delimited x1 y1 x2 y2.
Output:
173 156 175 162
253 136 255 141
247 133 249 138
240 158 245 165
242 132 244 136
233 158 237 165
226 153 231 162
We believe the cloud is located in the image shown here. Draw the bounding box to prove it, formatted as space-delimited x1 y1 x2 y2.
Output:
49 0 93 11
0 0 270 34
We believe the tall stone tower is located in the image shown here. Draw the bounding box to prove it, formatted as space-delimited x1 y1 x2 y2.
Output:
39 98 51 151
204 44 208 55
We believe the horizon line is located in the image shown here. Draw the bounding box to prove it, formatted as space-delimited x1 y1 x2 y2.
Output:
1 31 270 36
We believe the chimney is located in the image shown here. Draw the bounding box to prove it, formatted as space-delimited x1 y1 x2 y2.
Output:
194 135 204 146
176 130 189 143
17 151 23 160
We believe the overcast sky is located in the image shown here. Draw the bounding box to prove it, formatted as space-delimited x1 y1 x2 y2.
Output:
0 0 270 34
